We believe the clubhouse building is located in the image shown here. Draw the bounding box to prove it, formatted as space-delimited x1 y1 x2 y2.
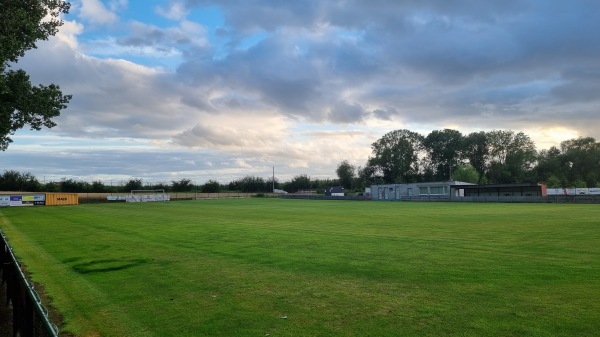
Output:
371 182 548 201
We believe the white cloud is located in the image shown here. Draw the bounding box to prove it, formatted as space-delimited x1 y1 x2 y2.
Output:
77 20 209 62
109 0 128 12
156 1 189 21
77 0 119 25
55 19 84 49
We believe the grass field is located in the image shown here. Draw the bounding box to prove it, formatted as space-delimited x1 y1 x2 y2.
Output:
0 199 599 337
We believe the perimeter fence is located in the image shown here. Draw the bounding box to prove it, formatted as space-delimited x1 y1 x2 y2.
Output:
451 195 600 203
1 230 59 337
280 195 367 201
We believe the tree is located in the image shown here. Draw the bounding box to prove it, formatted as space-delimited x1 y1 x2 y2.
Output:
486 130 536 183
336 160 355 189
201 180 221 193
451 164 479 184
171 178 194 192
150 182 171 192
284 174 312 193
229 176 270 193
423 129 464 180
44 181 59 192
122 178 144 192
545 175 561 188
91 180 107 192
463 131 490 183
535 146 565 185
60 178 88 192
560 137 600 187
368 129 424 184
266 177 280 192
0 170 41 191
355 163 377 188
1 0 72 150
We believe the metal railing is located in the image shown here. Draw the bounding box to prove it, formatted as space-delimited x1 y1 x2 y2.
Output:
1 230 59 337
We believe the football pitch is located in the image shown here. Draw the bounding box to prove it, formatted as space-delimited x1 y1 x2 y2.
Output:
1 199 599 336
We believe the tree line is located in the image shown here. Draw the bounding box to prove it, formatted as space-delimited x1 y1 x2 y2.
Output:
2 129 599 194
0 172 340 194
335 129 600 190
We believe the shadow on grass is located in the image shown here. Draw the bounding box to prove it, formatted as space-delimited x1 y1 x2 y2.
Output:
72 258 148 274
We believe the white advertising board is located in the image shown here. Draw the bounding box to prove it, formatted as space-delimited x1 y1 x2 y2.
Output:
546 187 600 196
589 188 600 195
125 194 170 202
546 188 564 195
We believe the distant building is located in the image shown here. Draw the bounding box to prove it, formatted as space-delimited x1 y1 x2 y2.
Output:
450 183 547 198
371 181 473 201
325 186 345 197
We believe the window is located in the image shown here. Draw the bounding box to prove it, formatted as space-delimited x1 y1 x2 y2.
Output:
419 187 428 195
429 186 447 195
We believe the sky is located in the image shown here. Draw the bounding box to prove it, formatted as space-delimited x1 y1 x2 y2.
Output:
3 0 600 185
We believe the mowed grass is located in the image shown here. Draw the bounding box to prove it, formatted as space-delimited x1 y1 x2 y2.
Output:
0 199 599 337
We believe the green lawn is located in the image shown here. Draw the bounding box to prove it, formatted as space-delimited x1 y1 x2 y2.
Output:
1 199 599 337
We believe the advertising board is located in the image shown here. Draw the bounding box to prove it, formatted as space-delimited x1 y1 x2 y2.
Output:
546 187 600 196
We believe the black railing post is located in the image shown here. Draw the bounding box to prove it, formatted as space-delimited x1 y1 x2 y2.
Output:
0 230 60 337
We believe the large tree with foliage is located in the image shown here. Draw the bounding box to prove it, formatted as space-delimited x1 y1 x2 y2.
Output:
451 164 479 184
336 160 355 189
368 129 424 184
535 146 564 185
0 169 41 191
463 131 490 183
423 129 464 180
355 163 377 188
486 130 537 183
560 137 600 187
0 0 72 150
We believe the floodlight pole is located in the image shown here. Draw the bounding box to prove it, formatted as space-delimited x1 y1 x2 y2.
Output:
272 166 275 192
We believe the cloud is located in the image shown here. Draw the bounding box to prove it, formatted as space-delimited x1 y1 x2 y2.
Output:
47 1 600 139
551 67 600 104
156 1 189 21
329 102 365 124
117 20 208 49
54 19 84 48
6 0 600 184
173 120 284 150
76 0 120 25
